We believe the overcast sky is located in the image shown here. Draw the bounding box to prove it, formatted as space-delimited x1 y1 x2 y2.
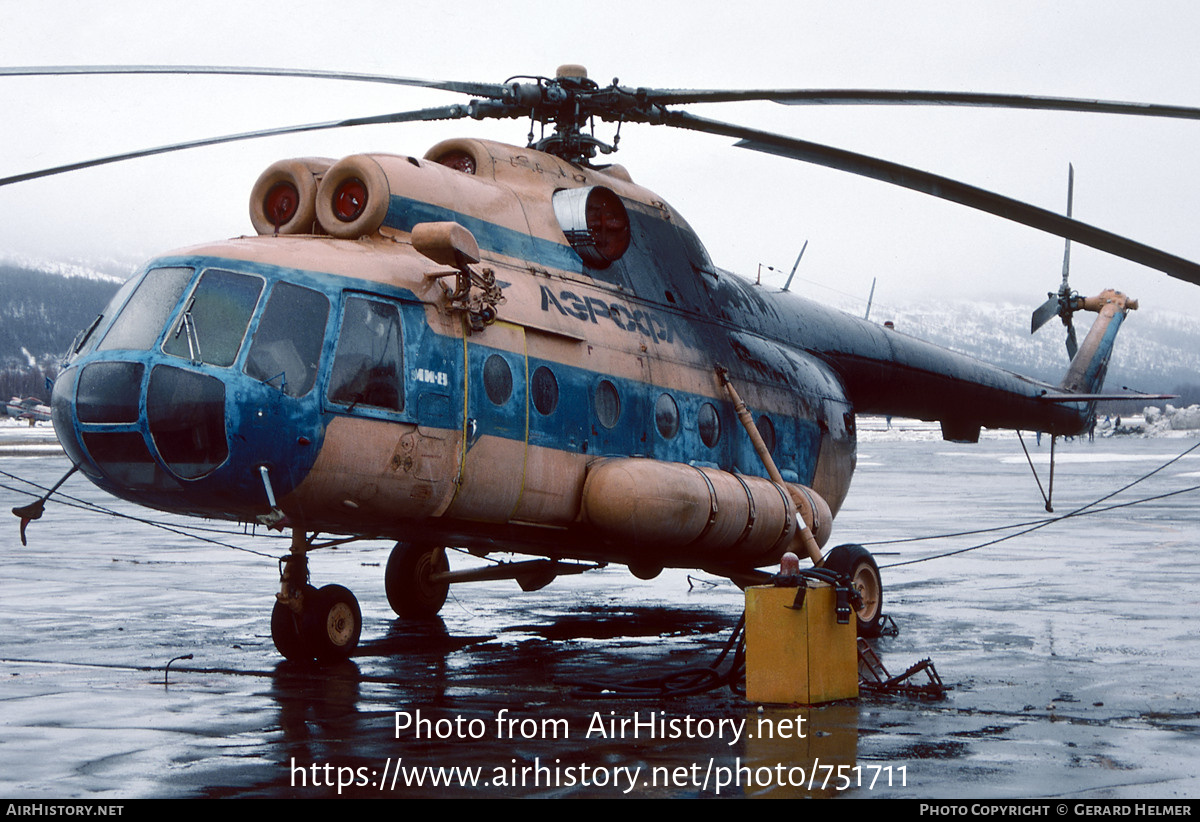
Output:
3 0 1200 324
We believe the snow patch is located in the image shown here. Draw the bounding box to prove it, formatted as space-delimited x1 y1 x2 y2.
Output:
0 251 132 284
1143 404 1200 432
999 452 1198 465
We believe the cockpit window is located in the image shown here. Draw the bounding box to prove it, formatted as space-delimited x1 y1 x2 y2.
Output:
327 296 404 413
244 282 329 397
163 269 264 367
97 266 193 352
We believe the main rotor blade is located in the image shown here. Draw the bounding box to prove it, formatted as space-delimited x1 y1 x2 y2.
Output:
0 104 468 187
641 88 1200 121
0 64 508 100
661 110 1200 287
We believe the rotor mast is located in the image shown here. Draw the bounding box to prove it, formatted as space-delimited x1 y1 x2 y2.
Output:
509 64 637 165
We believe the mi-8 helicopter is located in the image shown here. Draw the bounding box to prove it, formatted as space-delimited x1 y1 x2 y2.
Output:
5 64 1198 662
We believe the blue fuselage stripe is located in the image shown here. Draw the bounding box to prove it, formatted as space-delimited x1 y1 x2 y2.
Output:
69 254 820 518
383 195 584 273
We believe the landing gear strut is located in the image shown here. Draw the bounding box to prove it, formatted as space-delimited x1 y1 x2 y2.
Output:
382 543 602 617
271 530 362 661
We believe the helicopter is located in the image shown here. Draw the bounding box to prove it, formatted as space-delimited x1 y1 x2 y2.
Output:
5 64 1198 662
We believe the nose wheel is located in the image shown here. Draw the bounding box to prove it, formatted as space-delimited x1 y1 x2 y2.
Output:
271 583 363 661
304 584 362 659
270 584 314 660
270 532 362 661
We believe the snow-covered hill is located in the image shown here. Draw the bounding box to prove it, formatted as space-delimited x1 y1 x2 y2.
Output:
861 299 1199 395
0 258 127 368
0 257 1194 396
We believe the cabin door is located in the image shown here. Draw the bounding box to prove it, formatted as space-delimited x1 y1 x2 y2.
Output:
444 320 529 521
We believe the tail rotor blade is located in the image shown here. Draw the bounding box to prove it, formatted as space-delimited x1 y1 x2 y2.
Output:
1033 165 1082 349
1032 295 1059 333
1060 163 1074 291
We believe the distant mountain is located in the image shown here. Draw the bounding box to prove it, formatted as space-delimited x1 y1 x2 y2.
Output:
0 259 1193 398
872 299 1199 396
0 259 127 368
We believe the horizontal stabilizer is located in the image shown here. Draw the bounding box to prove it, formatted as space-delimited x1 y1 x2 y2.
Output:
1038 392 1177 403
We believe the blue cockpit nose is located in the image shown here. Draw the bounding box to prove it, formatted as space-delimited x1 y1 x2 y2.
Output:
51 257 334 521
53 359 230 492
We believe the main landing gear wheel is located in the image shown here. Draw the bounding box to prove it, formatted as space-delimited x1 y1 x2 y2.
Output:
303 584 362 661
823 544 885 638
385 542 449 618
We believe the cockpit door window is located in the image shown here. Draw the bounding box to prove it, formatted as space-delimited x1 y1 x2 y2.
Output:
243 282 330 397
327 296 405 413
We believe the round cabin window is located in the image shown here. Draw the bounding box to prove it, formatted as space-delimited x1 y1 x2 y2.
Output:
698 403 721 448
756 414 776 454
595 379 621 429
531 366 559 415
655 393 680 439
483 354 513 406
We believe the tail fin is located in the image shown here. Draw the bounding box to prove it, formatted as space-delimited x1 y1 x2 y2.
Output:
1058 289 1137 396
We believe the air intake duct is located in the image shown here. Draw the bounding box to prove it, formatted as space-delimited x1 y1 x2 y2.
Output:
249 157 334 235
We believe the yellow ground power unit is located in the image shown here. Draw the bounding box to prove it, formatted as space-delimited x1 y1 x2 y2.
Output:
745 582 859 704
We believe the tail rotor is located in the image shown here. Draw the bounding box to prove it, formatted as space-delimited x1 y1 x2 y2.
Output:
1031 164 1082 359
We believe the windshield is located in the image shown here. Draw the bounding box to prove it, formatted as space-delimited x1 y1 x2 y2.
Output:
163 268 264 367
97 266 193 352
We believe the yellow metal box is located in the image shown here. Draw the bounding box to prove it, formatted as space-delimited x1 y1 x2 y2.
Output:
745 583 859 704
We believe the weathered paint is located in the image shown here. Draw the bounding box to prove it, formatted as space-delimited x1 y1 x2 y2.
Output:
52 137 1127 574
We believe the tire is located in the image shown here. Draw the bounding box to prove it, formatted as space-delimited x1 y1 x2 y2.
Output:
822 544 885 638
271 584 315 661
303 584 362 661
385 543 449 618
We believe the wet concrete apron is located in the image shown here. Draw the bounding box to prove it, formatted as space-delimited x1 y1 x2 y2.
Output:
1 434 1198 798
